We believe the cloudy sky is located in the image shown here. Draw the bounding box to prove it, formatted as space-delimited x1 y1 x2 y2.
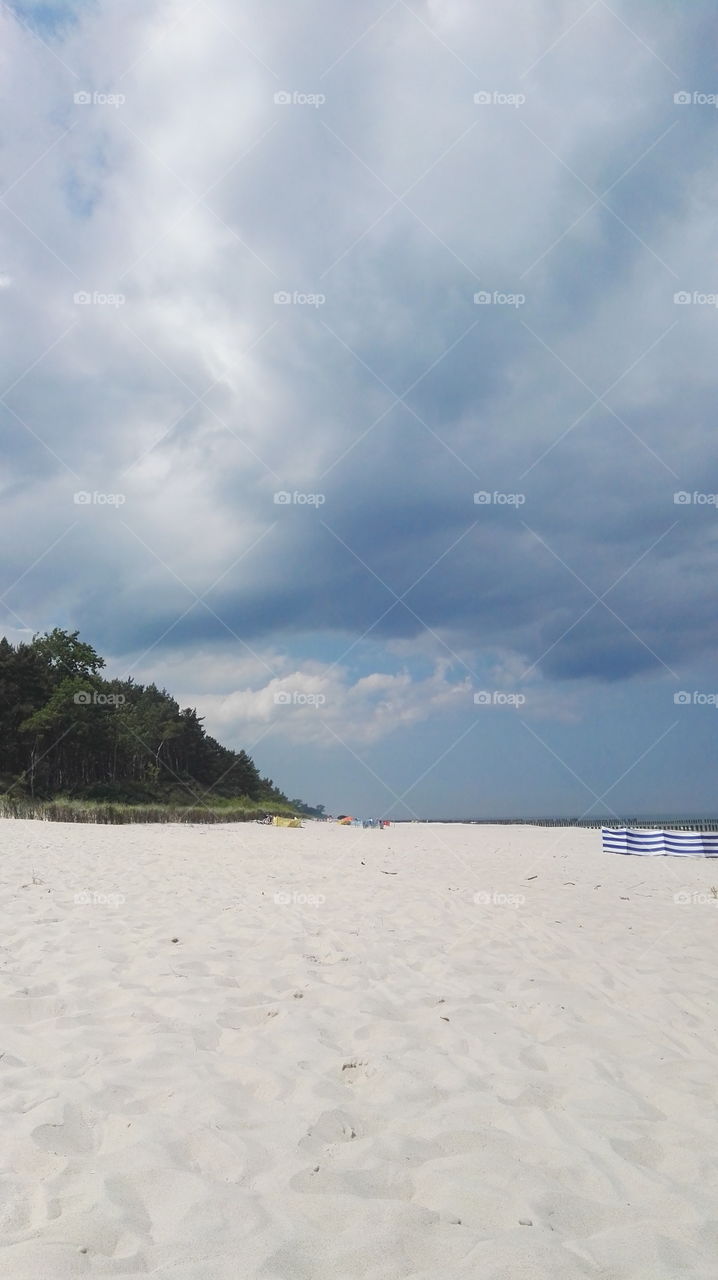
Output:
1 0 717 817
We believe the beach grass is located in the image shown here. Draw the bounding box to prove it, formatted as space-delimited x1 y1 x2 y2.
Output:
0 795 298 824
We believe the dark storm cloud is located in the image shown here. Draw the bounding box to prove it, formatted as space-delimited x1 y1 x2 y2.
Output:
1 0 717 705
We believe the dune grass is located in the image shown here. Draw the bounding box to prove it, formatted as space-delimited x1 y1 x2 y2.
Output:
0 795 298 825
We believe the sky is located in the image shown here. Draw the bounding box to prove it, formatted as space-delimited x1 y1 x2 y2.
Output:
1 0 717 819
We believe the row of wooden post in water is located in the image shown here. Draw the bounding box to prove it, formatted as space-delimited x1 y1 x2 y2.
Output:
405 818 718 831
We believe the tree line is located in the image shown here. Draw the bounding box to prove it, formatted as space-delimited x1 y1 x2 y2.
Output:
0 629 298 808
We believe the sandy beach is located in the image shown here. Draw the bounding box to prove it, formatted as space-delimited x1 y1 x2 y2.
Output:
0 817 716 1279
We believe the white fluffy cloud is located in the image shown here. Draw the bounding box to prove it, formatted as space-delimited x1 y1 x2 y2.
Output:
177 662 471 746
117 641 580 749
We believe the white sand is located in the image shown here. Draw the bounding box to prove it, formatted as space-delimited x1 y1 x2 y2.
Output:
0 818 716 1279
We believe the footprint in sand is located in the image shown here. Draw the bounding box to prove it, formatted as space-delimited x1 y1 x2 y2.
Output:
299 1109 361 1154
0 995 67 1024
518 1045 549 1072
233 1066 286 1102
291 1163 415 1199
341 1060 372 1084
610 1135 665 1169
217 1005 280 1030
498 1082 558 1109
32 1104 96 1154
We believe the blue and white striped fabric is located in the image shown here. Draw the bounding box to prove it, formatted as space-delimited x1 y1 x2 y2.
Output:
602 828 718 857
